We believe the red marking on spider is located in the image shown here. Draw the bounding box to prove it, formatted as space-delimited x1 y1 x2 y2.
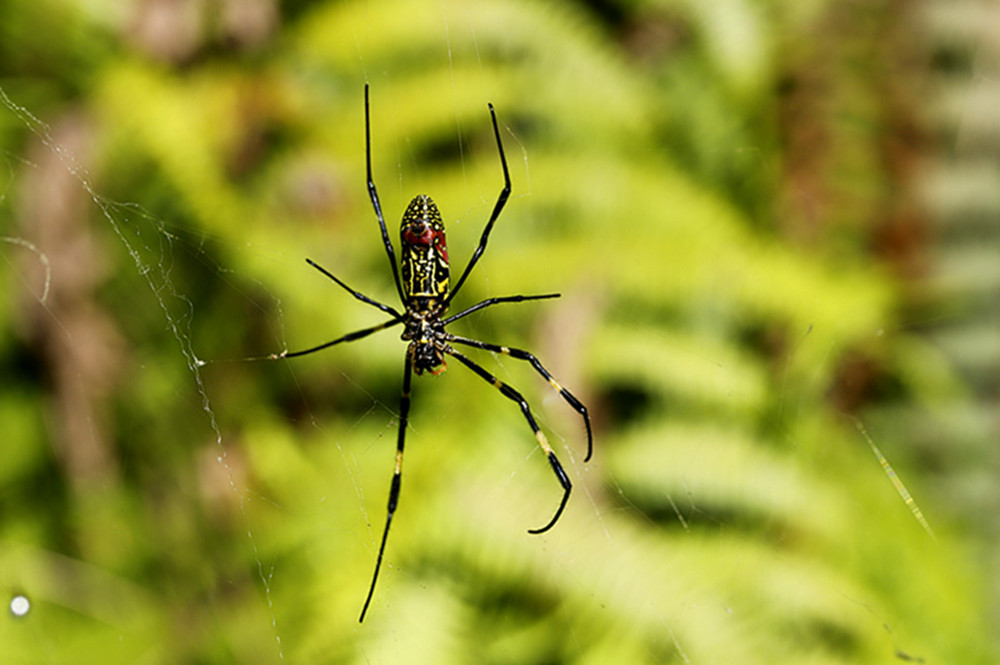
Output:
403 226 449 263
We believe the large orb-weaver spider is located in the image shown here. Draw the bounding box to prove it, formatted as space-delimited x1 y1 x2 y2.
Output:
273 85 592 622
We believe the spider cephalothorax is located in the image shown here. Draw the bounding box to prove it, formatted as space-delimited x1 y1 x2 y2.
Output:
402 308 448 375
274 85 593 622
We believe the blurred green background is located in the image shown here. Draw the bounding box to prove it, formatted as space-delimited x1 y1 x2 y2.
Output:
1 0 997 662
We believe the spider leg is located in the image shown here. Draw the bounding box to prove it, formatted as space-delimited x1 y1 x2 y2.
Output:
443 293 560 326
445 102 511 305
305 258 403 318
359 352 413 622
272 318 402 360
447 348 571 534
364 84 405 304
449 336 592 463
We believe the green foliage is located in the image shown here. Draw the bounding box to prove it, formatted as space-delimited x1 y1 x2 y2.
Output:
0 0 994 663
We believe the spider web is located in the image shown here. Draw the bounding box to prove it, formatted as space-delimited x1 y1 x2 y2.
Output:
0 84 294 659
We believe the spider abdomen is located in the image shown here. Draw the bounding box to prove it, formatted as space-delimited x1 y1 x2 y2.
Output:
400 195 449 301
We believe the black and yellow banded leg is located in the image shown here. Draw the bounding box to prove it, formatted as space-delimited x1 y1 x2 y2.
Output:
443 293 560 326
304 258 402 319
449 335 592 462
447 348 572 535
359 352 413 623
364 84 406 304
272 317 403 360
444 101 511 306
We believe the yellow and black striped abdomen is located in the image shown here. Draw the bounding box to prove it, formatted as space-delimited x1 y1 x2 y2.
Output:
400 195 449 302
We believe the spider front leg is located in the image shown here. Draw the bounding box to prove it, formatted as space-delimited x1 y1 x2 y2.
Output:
304 258 402 318
364 84 405 304
359 351 413 623
449 335 592 462
444 101 511 306
447 348 572 534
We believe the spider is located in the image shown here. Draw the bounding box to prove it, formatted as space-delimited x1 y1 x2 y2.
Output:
273 85 592 622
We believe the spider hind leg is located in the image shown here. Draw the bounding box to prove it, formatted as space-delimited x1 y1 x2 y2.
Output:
446 348 573 533
449 335 593 462
359 353 414 623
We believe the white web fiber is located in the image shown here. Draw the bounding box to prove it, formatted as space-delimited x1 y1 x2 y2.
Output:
0 84 300 660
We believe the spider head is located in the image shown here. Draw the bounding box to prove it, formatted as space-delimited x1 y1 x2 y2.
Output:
400 195 449 302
